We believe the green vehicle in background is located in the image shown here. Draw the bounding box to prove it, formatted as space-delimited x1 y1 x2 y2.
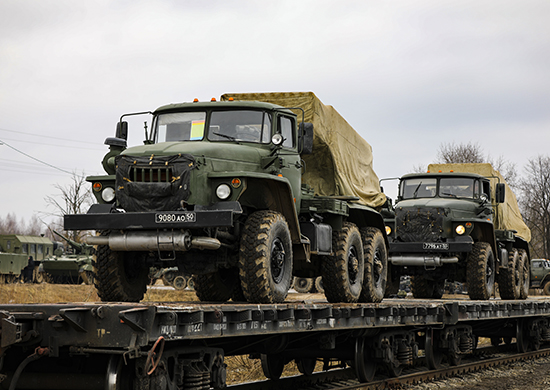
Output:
39 231 94 284
64 92 389 304
0 234 52 283
530 259 550 295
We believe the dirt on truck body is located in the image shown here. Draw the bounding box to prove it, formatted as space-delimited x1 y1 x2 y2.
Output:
388 163 531 301
64 92 390 305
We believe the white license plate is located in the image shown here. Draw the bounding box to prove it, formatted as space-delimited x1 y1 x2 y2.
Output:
423 242 449 250
155 212 196 223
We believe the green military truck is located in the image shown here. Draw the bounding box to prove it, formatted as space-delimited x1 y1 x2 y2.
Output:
0 235 52 283
388 163 531 300
64 92 389 304
530 259 550 295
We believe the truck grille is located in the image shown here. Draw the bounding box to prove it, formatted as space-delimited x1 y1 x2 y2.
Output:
129 167 174 182
395 207 445 242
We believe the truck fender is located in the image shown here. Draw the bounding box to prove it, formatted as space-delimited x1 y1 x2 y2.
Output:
471 222 498 263
347 206 389 247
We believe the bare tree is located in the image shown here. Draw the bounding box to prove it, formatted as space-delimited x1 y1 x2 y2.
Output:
436 141 485 164
519 155 550 260
44 172 93 242
0 213 23 235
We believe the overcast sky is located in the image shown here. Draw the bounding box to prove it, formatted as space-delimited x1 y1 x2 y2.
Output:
1 0 549 229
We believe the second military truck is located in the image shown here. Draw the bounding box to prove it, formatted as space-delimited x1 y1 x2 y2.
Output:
64 92 389 304
388 163 531 300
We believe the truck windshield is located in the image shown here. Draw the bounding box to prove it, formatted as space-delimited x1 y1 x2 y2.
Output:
401 178 437 199
208 110 271 143
439 178 477 199
154 110 272 144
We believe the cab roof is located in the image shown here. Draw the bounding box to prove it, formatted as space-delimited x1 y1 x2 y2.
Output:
154 100 294 115
400 171 487 180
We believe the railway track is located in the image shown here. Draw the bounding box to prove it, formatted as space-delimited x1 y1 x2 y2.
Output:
229 345 550 390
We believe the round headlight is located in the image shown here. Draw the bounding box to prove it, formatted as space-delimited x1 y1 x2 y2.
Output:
216 184 231 200
102 187 116 202
272 133 284 145
455 225 466 235
385 226 392 236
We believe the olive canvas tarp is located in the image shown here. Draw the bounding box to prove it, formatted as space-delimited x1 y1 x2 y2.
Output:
221 92 386 209
428 163 531 242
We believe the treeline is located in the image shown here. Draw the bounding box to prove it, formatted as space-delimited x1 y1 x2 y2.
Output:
0 213 60 240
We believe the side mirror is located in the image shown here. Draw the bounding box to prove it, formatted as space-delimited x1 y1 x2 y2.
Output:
104 137 127 149
116 121 128 140
495 183 506 203
299 122 314 155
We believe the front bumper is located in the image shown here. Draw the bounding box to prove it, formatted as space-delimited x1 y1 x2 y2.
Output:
64 201 242 231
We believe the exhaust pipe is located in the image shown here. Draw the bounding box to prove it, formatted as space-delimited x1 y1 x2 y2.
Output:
86 231 221 251
389 255 459 267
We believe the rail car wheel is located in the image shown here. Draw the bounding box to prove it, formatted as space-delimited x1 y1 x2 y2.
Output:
94 231 149 302
359 227 387 303
260 354 285 380
516 319 530 353
296 358 316 375
293 277 313 293
425 329 443 369
518 249 530 299
498 249 520 300
239 210 293 304
194 268 240 302
354 337 376 382
466 242 495 300
410 276 444 299
322 222 364 303
106 355 133 390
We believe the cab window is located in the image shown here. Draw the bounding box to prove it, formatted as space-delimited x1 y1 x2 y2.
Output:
278 116 295 148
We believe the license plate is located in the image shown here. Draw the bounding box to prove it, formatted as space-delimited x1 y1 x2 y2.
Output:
423 242 449 250
155 212 196 224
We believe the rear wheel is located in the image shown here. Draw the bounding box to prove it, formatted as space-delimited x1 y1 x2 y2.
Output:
314 276 324 294
94 231 149 302
543 281 550 296
518 249 530 299
172 275 187 290
359 227 387 303
293 277 313 293
498 249 520 300
194 268 240 302
239 210 293 303
322 222 364 303
411 276 444 299
466 242 495 300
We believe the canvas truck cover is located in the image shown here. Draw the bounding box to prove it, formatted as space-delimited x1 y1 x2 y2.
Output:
221 92 387 209
428 163 531 242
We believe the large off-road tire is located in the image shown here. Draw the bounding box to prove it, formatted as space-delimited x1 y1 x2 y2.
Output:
466 242 496 300
410 275 444 299
239 210 293 303
543 282 550 296
518 249 530 299
314 276 324 294
322 222 364 303
94 231 149 302
498 249 521 300
359 227 387 303
194 268 241 302
293 277 314 293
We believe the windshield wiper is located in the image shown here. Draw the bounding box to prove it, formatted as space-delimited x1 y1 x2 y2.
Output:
213 132 238 142
413 182 422 198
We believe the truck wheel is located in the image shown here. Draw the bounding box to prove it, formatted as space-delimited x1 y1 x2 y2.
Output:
322 222 364 303
172 275 187 290
293 277 314 293
94 231 149 302
314 276 324 294
498 249 520 300
543 282 550 296
239 210 293 303
466 242 495 300
194 268 240 302
518 249 530 299
410 276 444 299
359 227 387 303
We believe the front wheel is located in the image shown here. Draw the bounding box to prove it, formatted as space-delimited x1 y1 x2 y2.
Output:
94 231 149 302
466 242 495 300
239 210 293 303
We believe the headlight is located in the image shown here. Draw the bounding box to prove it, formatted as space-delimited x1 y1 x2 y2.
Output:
102 187 116 202
385 226 392 236
216 184 231 200
455 225 466 235
272 133 284 145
